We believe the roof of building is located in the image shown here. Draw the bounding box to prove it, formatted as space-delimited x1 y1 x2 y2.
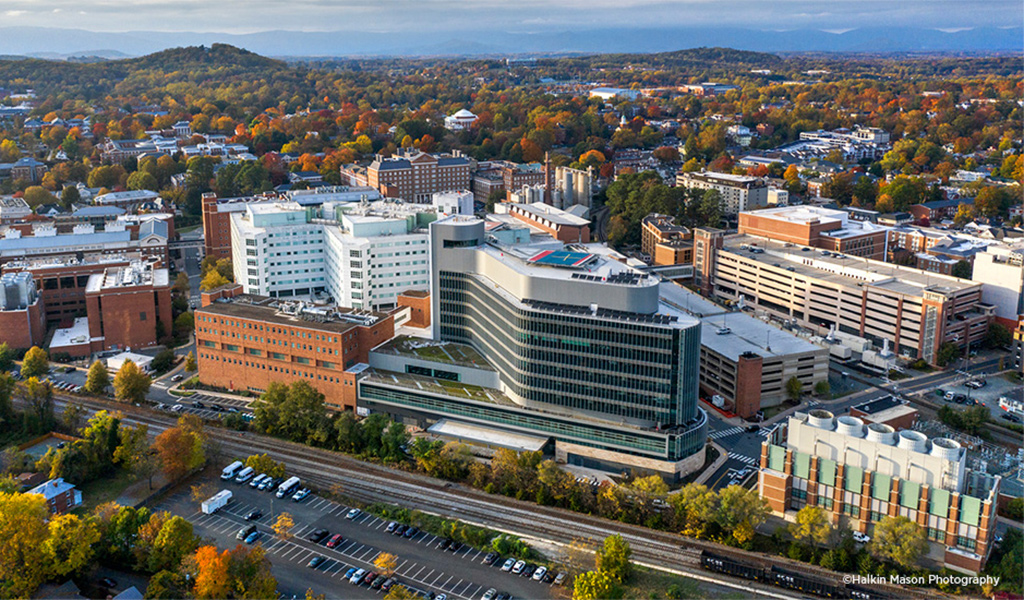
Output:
450 109 477 118
94 190 160 204
197 294 388 334
511 202 590 227
658 281 727 317
699 311 823 361
49 317 91 350
71 205 126 217
642 213 689 234
27 478 76 500
919 197 974 210
0 230 132 252
86 263 169 293
680 171 763 186
373 335 494 371
427 419 548 452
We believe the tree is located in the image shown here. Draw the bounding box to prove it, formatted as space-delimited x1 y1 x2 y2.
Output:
173 272 190 296
151 350 176 373
21 377 55 433
0 492 51 598
21 346 48 379
85 360 110 394
813 380 831 398
184 351 197 372
985 322 1013 349
563 538 597 575
42 513 100 578
0 342 13 372
115 423 159 489
227 544 277 599
145 570 187 599
127 170 158 191
244 453 286 478
953 203 974 228
869 516 927 569
174 313 194 339
0 372 14 426
715 485 770 545
951 260 972 279
789 506 833 547
113 359 151 403
573 569 620 600
190 546 232 600
154 423 205 481
594 534 632 583
785 376 803 401
200 270 230 291
668 483 717 538
24 186 57 208
935 342 961 367
272 512 295 539
374 551 399 577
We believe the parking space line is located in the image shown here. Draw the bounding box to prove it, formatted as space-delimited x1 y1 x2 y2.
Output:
450 578 465 592
461 582 475 596
374 519 387 531
440 575 453 589
411 565 425 578
396 559 408 571
329 504 346 516
309 498 326 510
357 548 376 561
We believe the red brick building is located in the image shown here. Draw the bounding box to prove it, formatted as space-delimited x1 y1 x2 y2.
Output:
194 285 395 411
0 272 46 348
397 290 431 329
367 150 472 204
27 478 82 515
641 214 693 266
738 205 888 260
506 202 590 243
84 262 173 352
201 192 277 261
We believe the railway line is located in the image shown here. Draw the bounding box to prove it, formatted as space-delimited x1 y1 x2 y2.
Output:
43 394 936 600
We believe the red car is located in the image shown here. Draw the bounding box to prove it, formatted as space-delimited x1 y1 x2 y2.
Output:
326 534 344 548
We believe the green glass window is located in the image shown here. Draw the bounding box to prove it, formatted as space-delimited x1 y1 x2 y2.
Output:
872 473 891 501
930 489 950 517
793 451 810 480
768 445 786 472
900 481 920 509
960 496 981 526
844 466 863 493
819 459 836 487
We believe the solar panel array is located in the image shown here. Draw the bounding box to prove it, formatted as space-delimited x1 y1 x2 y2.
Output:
570 272 645 285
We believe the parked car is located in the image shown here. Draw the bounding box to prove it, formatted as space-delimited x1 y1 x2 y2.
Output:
501 558 515 572
307 556 326 569
244 531 261 544
852 532 870 543
532 566 548 581
386 521 398 533
511 560 525 574
307 528 329 543
292 488 311 501
482 589 497 600
521 564 536 578
344 568 357 580
394 524 408 536
364 573 378 587
171 374 184 382
237 525 257 540
554 572 567 586
326 534 344 548
448 540 463 552
349 569 366 585
381 579 396 592
370 576 385 590
483 552 498 565
437 538 451 550
403 526 419 538
346 508 361 520
193 401 205 409
245 509 263 521
99 578 117 588
1000 413 1021 423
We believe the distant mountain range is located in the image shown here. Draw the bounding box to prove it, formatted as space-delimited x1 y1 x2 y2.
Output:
0 26 1019 58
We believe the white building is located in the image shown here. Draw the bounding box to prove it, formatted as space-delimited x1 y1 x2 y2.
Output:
971 246 1024 328
432 190 475 216
588 87 642 101
230 200 435 310
676 171 768 215
0 197 31 223
444 109 478 131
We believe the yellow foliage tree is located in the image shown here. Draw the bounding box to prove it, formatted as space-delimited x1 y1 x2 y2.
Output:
374 551 398 576
272 512 295 539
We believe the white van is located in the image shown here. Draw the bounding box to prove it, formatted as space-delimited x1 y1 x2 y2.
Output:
235 466 255 483
250 474 268 488
221 461 244 481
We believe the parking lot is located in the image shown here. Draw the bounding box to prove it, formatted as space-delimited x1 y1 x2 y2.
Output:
154 472 559 600
155 393 256 421
933 373 1023 424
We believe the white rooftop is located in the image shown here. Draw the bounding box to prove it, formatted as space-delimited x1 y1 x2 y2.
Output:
427 418 549 452
49 317 91 350
699 312 823 360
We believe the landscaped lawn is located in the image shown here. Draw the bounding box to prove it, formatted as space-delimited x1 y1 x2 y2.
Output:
74 470 136 513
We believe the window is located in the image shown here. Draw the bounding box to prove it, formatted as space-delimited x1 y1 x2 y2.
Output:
140 312 147 321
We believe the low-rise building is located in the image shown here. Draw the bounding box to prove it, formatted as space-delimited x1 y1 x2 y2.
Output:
194 284 394 408
848 396 918 431
738 205 889 260
589 87 643 101
432 190 475 216
0 271 46 348
641 214 692 266
0 221 168 271
84 261 173 352
367 150 472 204
500 202 590 243
27 478 82 514
760 410 999 573
0 197 32 223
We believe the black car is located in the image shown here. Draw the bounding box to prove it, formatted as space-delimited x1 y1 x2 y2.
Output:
403 526 419 539
99 578 117 589
521 564 535 577
745 425 760 433
447 540 463 552
308 528 330 543
370 577 385 590
437 538 451 550
212 404 225 412
245 509 263 521
193 401 205 409
952 394 968 404
483 552 499 565
1001 413 1022 423
393 524 408 536
495 593 511 600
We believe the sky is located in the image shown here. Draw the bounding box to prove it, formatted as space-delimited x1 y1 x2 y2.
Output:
0 0 1021 34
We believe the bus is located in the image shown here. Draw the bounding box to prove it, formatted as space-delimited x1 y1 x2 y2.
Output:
999 396 1023 416
276 476 301 498
221 461 244 481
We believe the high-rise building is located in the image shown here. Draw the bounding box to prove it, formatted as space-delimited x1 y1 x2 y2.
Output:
0 271 45 348
83 261 172 353
970 247 1024 330
229 200 435 310
760 409 1000 573
355 216 708 479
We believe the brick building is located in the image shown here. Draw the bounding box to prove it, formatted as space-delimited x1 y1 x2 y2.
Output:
84 262 172 352
201 192 278 261
397 290 431 329
641 214 692 266
194 285 395 410
848 396 919 431
27 478 82 515
760 410 1000 573
0 271 46 348
738 205 889 260
367 150 472 204
504 202 590 243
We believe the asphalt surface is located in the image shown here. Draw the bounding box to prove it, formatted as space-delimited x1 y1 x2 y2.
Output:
155 474 561 600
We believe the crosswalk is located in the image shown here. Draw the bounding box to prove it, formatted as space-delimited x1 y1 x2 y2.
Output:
728 452 759 466
709 426 771 440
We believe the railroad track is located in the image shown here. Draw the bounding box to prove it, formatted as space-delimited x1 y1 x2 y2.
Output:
44 394 934 600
